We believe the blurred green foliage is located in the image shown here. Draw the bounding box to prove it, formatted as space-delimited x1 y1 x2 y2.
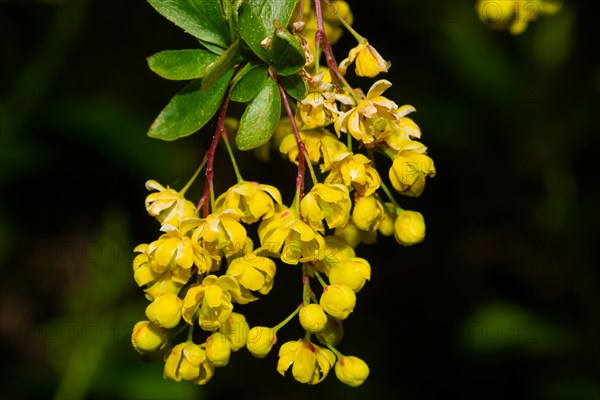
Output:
1 0 599 399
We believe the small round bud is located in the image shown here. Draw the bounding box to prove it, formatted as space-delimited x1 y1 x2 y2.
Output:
324 235 356 261
378 203 396 237
222 312 249 351
131 320 167 354
205 332 231 367
319 283 356 320
246 326 276 358
316 315 344 346
394 210 425 246
335 356 370 387
352 195 384 231
334 220 362 248
328 257 371 293
145 293 183 329
299 304 328 333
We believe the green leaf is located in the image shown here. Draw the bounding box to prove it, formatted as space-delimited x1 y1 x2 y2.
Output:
238 2 269 61
271 27 306 76
243 0 298 36
201 39 243 92
147 0 229 49
146 49 218 81
148 69 233 141
230 64 268 102
197 38 225 55
238 0 299 62
280 73 306 101
236 78 281 150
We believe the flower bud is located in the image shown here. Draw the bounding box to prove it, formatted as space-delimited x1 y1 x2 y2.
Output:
299 304 328 333
320 283 356 320
131 320 167 354
328 257 371 293
378 203 396 237
316 315 344 346
145 293 183 329
246 326 277 358
205 332 231 367
394 210 425 246
334 219 362 248
335 356 370 387
388 150 435 197
352 195 384 231
221 312 249 351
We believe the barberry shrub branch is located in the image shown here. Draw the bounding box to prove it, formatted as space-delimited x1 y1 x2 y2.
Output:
131 0 436 387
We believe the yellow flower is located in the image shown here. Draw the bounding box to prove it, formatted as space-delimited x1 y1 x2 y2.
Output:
145 293 183 329
320 283 356 320
388 141 436 197
312 235 356 274
132 244 163 286
297 91 339 128
226 252 276 295
143 270 185 302
394 210 426 246
335 355 369 387
282 220 327 264
221 312 249 352
335 80 400 146
131 320 167 354
300 183 352 233
258 207 326 265
324 152 381 196
476 0 562 35
145 180 198 231
215 181 282 224
163 342 215 384
257 206 297 248
351 195 384 231
327 257 371 293
299 304 328 333
205 332 231 367
383 105 423 152
192 209 247 258
279 128 347 166
277 340 336 384
148 219 210 275
246 326 277 358
182 275 253 331
339 41 390 77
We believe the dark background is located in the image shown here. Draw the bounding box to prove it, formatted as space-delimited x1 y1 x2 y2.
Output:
1 0 599 399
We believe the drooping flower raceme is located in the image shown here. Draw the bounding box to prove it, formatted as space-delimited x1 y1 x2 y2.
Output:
133 0 439 389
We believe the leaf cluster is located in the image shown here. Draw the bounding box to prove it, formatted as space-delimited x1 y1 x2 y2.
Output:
146 0 307 150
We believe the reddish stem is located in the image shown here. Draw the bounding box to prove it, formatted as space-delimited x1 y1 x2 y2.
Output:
314 0 343 92
268 67 308 198
197 90 231 213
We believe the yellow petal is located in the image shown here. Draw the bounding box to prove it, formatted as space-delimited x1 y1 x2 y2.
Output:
204 285 223 308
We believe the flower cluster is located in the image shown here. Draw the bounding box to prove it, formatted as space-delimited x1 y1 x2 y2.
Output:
475 0 562 34
132 0 435 388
